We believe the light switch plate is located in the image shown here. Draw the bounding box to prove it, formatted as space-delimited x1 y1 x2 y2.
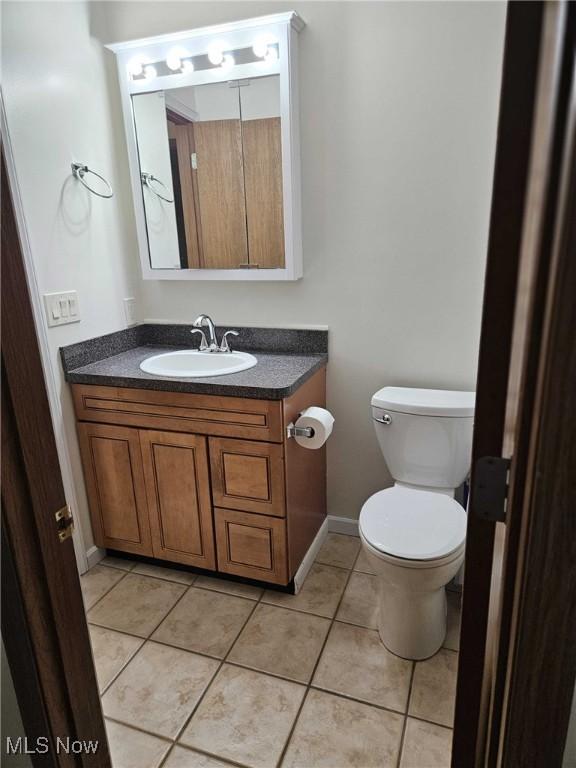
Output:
123 297 137 326
43 291 81 327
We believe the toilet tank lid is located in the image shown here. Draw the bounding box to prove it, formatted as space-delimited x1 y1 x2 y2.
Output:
372 387 475 417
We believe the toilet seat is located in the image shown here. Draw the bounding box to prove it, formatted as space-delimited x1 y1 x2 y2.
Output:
359 486 467 564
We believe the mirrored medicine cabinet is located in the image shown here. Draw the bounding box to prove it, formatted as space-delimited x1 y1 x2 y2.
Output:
107 12 304 281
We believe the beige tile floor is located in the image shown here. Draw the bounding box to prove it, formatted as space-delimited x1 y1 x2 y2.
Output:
82 533 461 768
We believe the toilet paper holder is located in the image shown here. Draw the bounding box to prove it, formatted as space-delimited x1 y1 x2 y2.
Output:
286 421 315 439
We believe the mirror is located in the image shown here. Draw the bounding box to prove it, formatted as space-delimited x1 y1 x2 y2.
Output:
132 75 284 270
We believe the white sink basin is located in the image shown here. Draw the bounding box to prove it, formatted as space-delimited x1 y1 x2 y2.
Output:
140 350 257 378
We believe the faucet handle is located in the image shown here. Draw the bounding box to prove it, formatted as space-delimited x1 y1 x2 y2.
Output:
191 328 209 351
219 330 239 353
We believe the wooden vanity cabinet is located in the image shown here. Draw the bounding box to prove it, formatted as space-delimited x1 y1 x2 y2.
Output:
72 368 326 586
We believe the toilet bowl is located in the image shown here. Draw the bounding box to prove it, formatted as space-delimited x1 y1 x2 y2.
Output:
360 387 474 660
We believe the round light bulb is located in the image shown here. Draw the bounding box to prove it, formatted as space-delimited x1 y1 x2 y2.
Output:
207 43 224 66
252 37 270 59
166 52 182 71
264 46 279 63
127 57 144 78
181 59 194 74
220 53 235 70
144 65 158 79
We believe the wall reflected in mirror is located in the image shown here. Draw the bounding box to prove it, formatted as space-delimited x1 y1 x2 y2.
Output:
132 75 284 270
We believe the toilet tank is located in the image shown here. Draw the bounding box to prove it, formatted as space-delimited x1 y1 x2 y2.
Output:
371 387 475 490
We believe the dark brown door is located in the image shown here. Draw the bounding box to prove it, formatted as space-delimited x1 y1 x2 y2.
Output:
140 429 216 569
242 117 285 268
194 119 248 268
167 120 203 268
1 156 110 765
453 2 576 764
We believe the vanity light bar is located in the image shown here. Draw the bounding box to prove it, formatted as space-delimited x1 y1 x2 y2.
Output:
127 40 279 80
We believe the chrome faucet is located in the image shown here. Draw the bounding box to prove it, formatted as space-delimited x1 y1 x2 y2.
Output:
192 314 239 353
193 314 218 350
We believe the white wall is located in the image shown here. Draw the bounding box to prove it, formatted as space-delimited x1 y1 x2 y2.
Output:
241 75 281 120
133 91 181 268
193 81 241 121
2 1 142 557
97 1 506 521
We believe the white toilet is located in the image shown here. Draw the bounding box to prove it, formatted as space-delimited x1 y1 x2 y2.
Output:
359 386 475 660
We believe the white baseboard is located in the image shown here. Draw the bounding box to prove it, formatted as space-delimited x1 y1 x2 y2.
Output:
327 515 359 537
86 545 106 572
293 518 329 593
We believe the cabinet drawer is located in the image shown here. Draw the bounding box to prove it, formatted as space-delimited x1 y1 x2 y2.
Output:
214 508 287 585
72 384 283 442
209 437 285 517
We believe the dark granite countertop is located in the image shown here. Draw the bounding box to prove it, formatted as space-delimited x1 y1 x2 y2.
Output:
61 324 328 400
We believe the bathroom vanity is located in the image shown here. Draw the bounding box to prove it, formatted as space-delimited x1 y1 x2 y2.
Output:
62 325 328 588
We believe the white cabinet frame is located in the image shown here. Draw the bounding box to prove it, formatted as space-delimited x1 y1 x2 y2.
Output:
107 12 304 281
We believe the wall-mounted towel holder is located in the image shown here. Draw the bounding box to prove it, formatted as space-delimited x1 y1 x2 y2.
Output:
141 172 174 203
71 163 114 198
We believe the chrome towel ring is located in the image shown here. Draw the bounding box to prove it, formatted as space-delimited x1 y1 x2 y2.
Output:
141 172 174 203
71 163 114 198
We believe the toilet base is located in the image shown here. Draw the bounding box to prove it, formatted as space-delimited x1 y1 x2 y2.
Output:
376 580 447 660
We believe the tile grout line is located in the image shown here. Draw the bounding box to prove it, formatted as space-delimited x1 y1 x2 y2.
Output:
95 638 144 699
306 683 411 720
276 549 360 768
395 662 416 768
103 716 174 745
83 568 131 614
403 714 454 732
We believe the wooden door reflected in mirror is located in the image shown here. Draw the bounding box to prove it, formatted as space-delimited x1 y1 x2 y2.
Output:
132 75 284 270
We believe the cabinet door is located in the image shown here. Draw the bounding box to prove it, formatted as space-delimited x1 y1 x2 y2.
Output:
209 437 285 517
77 423 152 555
214 508 288 584
140 430 215 569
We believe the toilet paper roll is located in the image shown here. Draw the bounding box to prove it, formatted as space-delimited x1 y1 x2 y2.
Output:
294 406 335 449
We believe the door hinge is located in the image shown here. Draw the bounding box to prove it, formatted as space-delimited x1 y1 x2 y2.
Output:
55 504 74 543
472 456 511 523
191 153 197 170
